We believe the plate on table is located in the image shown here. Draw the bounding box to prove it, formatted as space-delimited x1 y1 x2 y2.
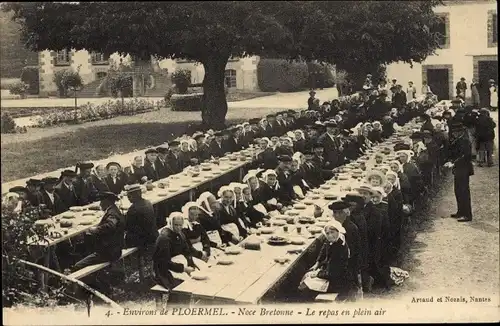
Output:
192 178 202 183
303 200 314 205
298 216 315 224
60 220 74 228
293 204 307 210
308 226 323 234
260 227 274 234
220 166 230 171
62 212 76 219
274 214 288 220
81 211 96 216
287 210 300 216
326 180 337 185
79 220 94 226
272 220 286 226
204 175 212 179
268 236 289 246
225 246 243 255
274 256 291 264
217 259 234 266
191 272 208 281
157 191 169 197
309 194 320 200
338 176 349 181
69 206 84 212
88 203 100 211
315 221 327 228
317 217 331 223
289 237 305 245
168 188 179 193
324 194 338 200
181 184 191 188
212 171 222 176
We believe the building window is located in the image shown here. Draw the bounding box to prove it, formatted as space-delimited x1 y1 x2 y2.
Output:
54 49 70 66
431 13 450 49
91 52 109 65
225 69 237 88
96 71 107 79
488 11 497 48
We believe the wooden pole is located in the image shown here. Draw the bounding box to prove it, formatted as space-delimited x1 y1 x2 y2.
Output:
9 257 122 309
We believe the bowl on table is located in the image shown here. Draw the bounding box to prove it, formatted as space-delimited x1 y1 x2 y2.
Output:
62 212 76 219
320 185 331 190
308 226 323 235
260 227 274 234
225 246 243 255
309 194 320 200
272 219 286 227
286 210 300 216
303 199 314 206
293 204 307 210
267 236 289 246
69 206 84 212
323 193 338 200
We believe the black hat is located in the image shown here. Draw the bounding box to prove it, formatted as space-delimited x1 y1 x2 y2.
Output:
97 191 119 202
288 109 296 114
61 170 77 178
26 179 42 186
124 184 142 194
341 193 365 205
41 177 59 185
421 130 433 138
193 134 205 141
9 186 27 193
168 140 180 147
324 121 338 128
312 142 324 149
278 155 292 162
449 120 465 132
266 114 275 118
304 125 313 129
145 148 158 155
106 162 122 170
451 99 463 104
222 129 232 135
328 200 351 211
156 146 169 154
214 131 224 137
249 118 260 124
76 162 95 170
303 150 314 156
410 131 423 140
394 143 411 151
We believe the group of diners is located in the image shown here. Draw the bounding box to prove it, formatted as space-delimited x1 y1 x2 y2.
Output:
3 91 459 302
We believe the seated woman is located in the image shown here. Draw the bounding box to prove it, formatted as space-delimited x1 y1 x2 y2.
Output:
382 181 403 263
196 191 235 246
262 169 290 207
153 213 207 291
298 220 350 301
124 156 148 185
293 130 307 153
395 150 423 205
238 184 267 228
244 172 280 212
215 186 250 242
275 137 294 157
256 138 278 170
290 153 310 197
368 121 383 143
389 160 412 205
365 169 386 188
182 202 219 256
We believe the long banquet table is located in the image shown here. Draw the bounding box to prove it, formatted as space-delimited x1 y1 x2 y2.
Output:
169 128 416 305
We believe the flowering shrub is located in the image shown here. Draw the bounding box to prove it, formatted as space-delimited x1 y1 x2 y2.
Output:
8 81 29 97
32 99 165 128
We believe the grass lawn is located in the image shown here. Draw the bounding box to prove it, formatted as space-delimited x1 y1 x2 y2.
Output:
1 118 249 182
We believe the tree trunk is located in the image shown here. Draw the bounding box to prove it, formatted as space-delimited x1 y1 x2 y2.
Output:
201 54 230 130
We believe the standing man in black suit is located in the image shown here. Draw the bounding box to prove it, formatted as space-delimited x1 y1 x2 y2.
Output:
445 122 474 222
318 121 342 169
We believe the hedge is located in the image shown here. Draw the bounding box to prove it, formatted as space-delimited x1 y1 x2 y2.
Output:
20 67 39 95
171 93 203 111
257 59 308 92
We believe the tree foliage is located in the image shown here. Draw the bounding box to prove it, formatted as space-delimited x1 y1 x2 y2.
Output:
2 1 442 128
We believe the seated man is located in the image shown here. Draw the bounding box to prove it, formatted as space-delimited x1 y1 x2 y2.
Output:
124 184 159 250
71 191 125 271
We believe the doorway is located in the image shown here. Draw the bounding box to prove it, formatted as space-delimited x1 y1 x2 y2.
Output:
478 60 498 107
426 68 450 101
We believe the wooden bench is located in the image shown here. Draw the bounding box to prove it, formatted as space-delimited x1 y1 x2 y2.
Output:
68 247 139 280
151 285 170 309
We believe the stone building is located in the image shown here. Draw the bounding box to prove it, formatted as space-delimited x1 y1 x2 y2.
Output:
386 0 497 106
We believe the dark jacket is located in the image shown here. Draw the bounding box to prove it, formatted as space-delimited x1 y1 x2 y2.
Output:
91 205 125 260
90 175 110 193
165 152 184 175
318 133 342 169
475 115 496 142
449 133 474 176
182 223 214 256
342 217 361 283
195 144 212 162
350 205 369 270
124 165 148 185
40 190 65 215
316 238 350 293
73 176 99 206
144 159 160 181
54 181 79 211
125 198 159 248
153 228 202 290
215 205 248 238
256 148 279 170
155 157 171 179
208 140 225 158
105 175 127 195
